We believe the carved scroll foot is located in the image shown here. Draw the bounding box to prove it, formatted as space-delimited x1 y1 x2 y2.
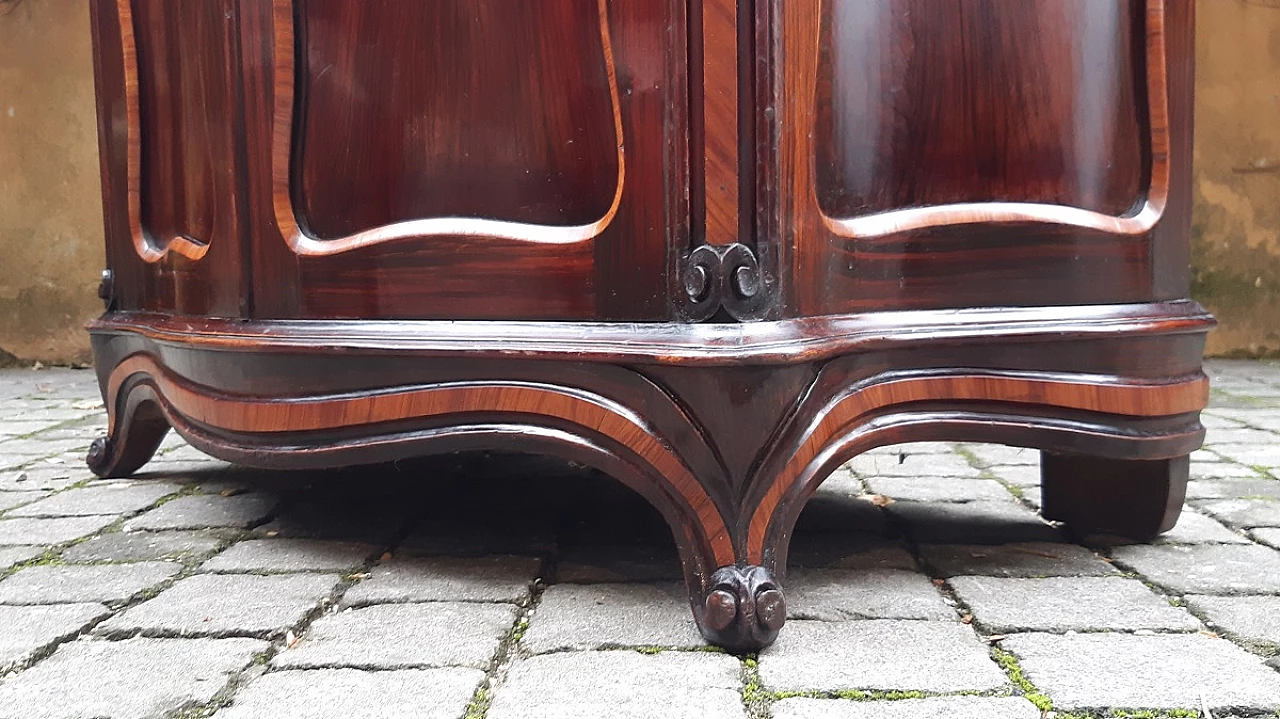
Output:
695 565 786 653
86 401 170 479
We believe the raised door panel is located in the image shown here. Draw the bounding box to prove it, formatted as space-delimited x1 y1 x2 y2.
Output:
772 0 1194 316
90 0 246 317
244 0 687 320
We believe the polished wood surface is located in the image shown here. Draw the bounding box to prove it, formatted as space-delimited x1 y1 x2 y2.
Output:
88 0 1206 652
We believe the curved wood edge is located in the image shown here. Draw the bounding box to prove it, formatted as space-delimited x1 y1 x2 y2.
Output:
814 0 1170 239
114 0 210 263
104 353 733 567
744 370 1207 561
269 0 626 255
86 300 1215 366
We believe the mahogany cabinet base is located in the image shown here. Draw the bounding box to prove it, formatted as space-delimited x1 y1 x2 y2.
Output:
86 301 1213 652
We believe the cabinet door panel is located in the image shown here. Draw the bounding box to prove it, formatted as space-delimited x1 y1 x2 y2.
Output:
772 0 1193 315
244 0 687 320
91 0 246 316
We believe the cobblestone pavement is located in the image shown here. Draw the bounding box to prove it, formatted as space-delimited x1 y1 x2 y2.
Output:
0 361 1279 719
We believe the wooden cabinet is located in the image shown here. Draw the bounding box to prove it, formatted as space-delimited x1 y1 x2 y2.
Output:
87 0 1210 651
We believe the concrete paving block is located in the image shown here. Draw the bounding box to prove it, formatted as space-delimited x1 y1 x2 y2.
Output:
986 464 1042 487
5 482 182 517
487 651 745 719
124 493 278 531
886 501 1062 544
1189 462 1264 480
0 465 87 493
61 530 227 563
950 576 1201 633
342 555 539 607
0 516 117 546
98 573 341 638
864 477 1014 503
0 637 268 719
1002 632 1280 712
785 569 954 621
1110 544 1280 594
212 667 485 719
274 602 517 670
0 561 180 605
203 539 379 573
920 542 1117 578
0 603 110 672
521 583 702 653
758 620 1007 693
772 697 1042 719
1186 595 1280 648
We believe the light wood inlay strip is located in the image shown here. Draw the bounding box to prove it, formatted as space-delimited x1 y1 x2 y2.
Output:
702 0 739 246
108 355 732 566
746 372 1208 561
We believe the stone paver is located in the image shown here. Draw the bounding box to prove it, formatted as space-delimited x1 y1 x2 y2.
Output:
0 545 42 571
921 542 1117 577
849 452 982 478
1002 633 1280 712
1186 595 1280 647
0 515 117 546
0 491 49 513
521 583 701 653
124 493 278 530
342 555 539 607
786 569 954 621
1186 478 1280 500
950 576 1201 632
275 602 516 670
0 637 268 719
556 544 682 582
1196 498 1280 528
61 530 227 563
0 561 180 605
1111 544 1280 594
0 603 110 671
759 620 1007 693
203 539 379 573
5 482 181 517
2 363 1280 718
863 477 1014 503
886 500 1062 544
1252 527 1280 549
212 668 485 719
772 697 1043 719
487 651 745 719
98 573 340 638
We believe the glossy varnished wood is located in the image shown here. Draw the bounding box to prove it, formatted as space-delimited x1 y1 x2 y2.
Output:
88 0 1206 652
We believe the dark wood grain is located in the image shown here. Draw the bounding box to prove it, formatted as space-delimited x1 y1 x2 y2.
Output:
87 0 1205 652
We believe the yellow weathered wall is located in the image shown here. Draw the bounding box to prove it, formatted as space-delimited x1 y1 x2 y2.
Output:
0 0 1276 362
0 0 103 365
1191 0 1280 357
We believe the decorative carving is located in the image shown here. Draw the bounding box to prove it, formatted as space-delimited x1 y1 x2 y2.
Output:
698 565 786 653
679 243 769 321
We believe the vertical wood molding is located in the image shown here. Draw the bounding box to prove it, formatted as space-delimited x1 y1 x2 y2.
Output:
700 0 739 246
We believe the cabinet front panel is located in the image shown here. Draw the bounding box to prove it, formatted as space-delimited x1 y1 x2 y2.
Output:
774 0 1191 316
246 0 686 320
92 0 246 317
